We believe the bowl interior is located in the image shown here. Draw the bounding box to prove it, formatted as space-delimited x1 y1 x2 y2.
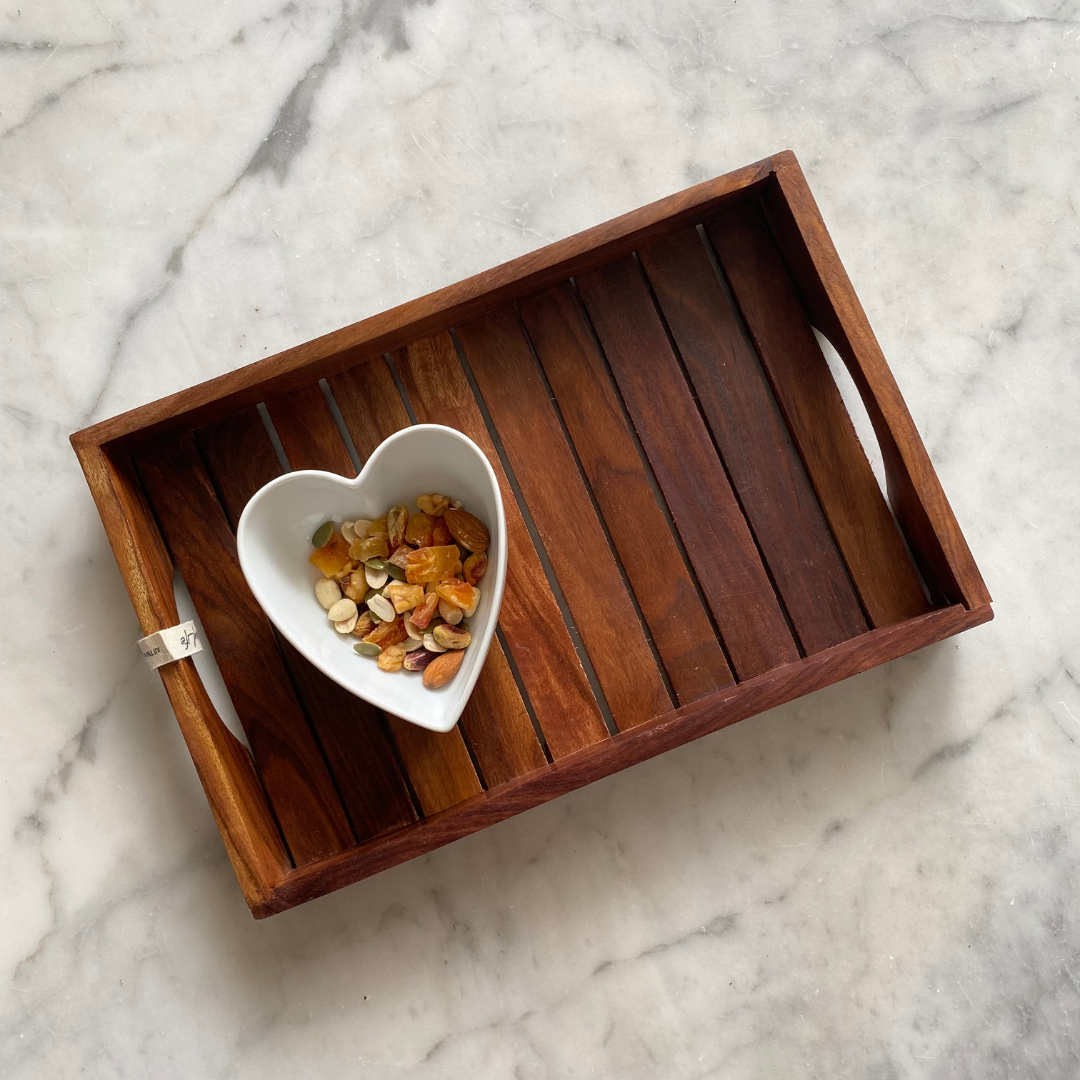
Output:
236 425 506 733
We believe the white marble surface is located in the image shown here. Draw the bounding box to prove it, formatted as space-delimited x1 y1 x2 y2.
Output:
3 0 1079 1075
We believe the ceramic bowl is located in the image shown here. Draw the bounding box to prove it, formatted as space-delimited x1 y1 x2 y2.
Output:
236 424 506 733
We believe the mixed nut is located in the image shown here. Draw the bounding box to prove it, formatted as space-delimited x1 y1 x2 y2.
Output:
307 494 490 690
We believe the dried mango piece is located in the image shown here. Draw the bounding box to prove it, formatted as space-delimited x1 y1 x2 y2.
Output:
368 517 389 542
436 580 479 613
405 511 435 549
363 615 407 648
410 591 439 629
387 582 425 613
431 516 453 547
309 533 350 576
405 544 461 584
349 536 389 563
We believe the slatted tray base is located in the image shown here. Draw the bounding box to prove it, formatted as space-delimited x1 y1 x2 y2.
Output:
72 152 991 916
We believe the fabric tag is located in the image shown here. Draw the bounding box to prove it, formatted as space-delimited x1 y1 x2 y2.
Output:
138 621 203 670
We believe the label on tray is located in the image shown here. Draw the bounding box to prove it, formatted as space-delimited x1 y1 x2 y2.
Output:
138 621 203 670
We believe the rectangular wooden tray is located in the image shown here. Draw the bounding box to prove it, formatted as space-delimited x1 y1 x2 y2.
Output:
71 151 992 917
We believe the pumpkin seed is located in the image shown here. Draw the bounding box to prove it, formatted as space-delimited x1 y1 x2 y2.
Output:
354 641 382 657
367 593 396 623
311 520 334 548
315 578 342 609
327 598 357 623
385 562 407 581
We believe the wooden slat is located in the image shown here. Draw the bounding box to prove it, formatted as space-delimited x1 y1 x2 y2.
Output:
196 408 418 840
457 308 672 728
764 164 991 610
576 258 800 680
135 434 355 865
519 283 733 703
389 334 609 755
264 383 356 478
329 360 548 785
705 201 931 626
263 374 484 813
268 600 993 916
638 229 869 654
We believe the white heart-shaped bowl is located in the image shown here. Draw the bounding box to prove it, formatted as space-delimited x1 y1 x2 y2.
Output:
236 424 507 733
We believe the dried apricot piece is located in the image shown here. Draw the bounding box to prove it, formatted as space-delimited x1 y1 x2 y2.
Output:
363 615 407 648
444 508 489 552
463 550 488 586
431 516 453 546
405 511 435 549
309 533 351 576
436 580 479 613
387 582 425 613
405 544 461 584
349 536 388 563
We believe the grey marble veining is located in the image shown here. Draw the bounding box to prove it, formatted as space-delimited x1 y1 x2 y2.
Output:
2 0 1079 1076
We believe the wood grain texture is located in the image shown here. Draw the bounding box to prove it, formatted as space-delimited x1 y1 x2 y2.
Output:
519 283 733 703
75 444 291 906
73 158 781 452
264 383 356 477
705 201 931 627
265 601 993 916
329 359 548 780
391 334 610 756
638 228 868 654
763 164 991 611
262 374 486 812
576 257 800 680
457 307 672 728
197 408 418 841
135 434 355 865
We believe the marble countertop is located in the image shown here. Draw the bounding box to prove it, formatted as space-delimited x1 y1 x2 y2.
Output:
3 1 1078 1076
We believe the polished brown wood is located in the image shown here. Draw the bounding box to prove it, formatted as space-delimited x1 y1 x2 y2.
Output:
196 408 418 840
261 374 486 813
71 151 991 917
135 434 355 865
327 357 548 787
391 334 609 756
267 601 993 915
705 201 930 627
638 228 868 654
761 163 990 611
519 283 732 703
457 307 672 728
576 257 800 679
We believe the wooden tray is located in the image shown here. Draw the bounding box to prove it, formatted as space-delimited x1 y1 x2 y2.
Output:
71 151 992 917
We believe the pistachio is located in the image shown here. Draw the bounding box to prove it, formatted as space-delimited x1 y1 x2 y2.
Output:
327 598 357 623
433 623 470 650
423 631 447 654
404 648 439 671
315 578 342 609
403 635 425 652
